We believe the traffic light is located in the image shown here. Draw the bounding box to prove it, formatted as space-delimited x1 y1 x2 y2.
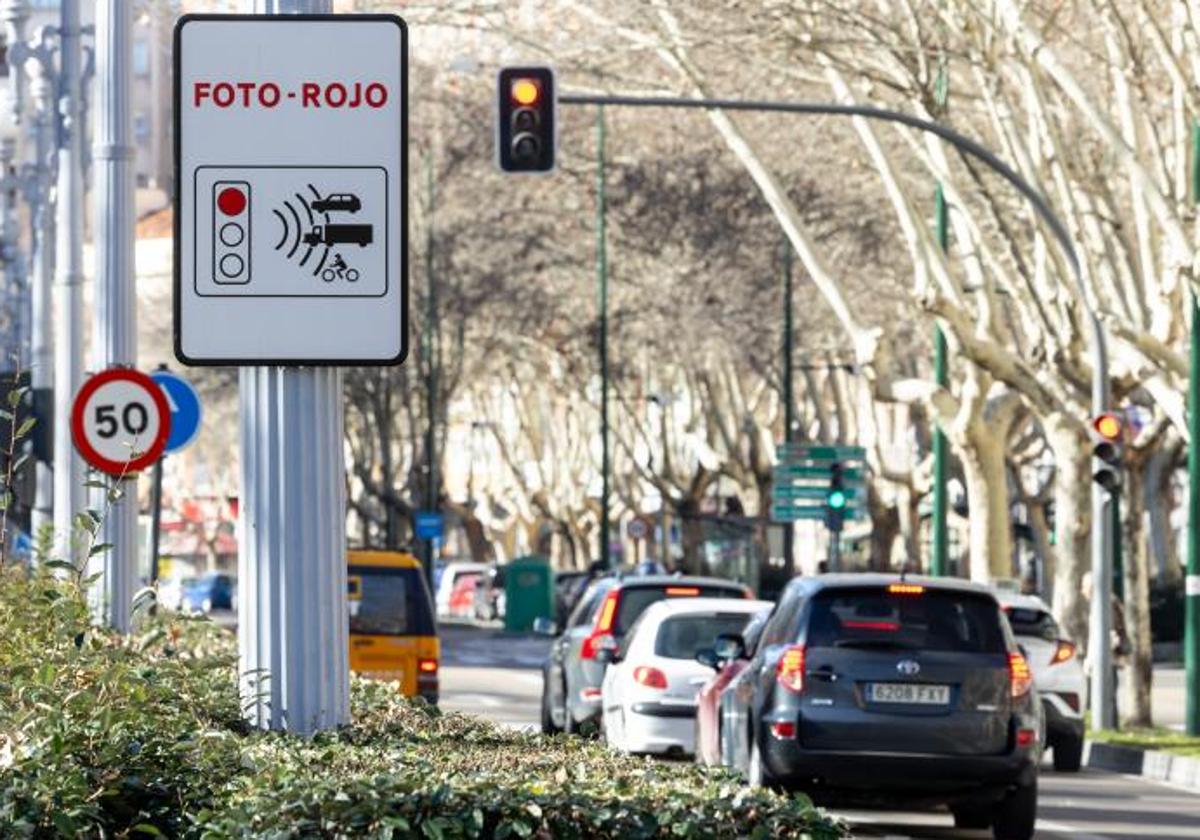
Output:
825 461 847 533
497 67 556 173
1090 412 1124 492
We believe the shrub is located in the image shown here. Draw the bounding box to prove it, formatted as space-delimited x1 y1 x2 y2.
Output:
0 569 844 839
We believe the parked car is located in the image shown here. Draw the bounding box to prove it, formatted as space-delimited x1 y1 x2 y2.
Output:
435 561 487 617
538 574 752 735
720 574 1042 840
996 589 1086 771
181 573 235 613
694 604 773 766
474 564 508 621
347 549 439 703
447 573 481 618
600 598 771 756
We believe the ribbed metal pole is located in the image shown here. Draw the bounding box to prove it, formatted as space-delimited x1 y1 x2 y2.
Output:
238 0 348 735
88 0 137 631
781 240 795 577
27 52 55 542
52 0 84 564
932 185 949 577
423 151 438 592
596 105 611 570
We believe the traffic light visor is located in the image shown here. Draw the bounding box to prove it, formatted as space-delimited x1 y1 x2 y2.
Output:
1093 413 1122 441
511 78 540 106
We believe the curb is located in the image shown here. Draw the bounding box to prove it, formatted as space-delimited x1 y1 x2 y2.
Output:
1085 740 1200 792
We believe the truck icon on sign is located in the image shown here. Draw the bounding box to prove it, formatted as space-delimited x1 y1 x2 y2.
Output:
302 224 373 248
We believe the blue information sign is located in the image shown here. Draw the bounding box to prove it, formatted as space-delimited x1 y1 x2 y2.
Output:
151 370 203 453
414 511 444 541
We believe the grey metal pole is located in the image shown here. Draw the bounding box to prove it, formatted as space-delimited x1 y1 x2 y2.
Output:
238 0 349 735
0 137 25 361
90 0 137 631
52 0 84 564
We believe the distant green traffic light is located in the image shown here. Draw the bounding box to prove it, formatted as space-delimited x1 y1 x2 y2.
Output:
827 489 848 510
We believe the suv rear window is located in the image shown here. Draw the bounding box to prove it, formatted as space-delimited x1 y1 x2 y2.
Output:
807 587 1006 654
348 566 436 637
655 613 755 660
1004 606 1060 642
615 585 745 636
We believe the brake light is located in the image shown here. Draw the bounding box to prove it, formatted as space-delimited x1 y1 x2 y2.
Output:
665 586 700 596
417 658 438 674
843 620 900 631
887 583 924 595
776 644 806 693
581 591 620 660
1016 728 1036 747
1051 640 1076 664
770 721 797 739
1009 651 1033 698
633 666 668 689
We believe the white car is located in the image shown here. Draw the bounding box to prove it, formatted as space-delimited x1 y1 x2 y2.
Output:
996 590 1086 771
434 561 487 618
600 597 772 757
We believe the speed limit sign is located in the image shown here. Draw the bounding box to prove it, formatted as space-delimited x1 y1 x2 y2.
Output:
71 368 171 476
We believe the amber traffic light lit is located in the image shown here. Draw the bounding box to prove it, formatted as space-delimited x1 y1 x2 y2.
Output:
1093 413 1122 441
511 78 540 106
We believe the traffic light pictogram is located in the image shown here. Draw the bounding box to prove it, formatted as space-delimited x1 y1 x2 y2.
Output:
497 67 556 173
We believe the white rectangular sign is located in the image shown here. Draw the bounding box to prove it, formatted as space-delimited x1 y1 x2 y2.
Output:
174 15 407 364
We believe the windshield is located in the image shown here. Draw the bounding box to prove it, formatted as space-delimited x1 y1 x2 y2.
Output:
808 587 1006 654
348 566 436 637
614 585 745 636
655 613 756 660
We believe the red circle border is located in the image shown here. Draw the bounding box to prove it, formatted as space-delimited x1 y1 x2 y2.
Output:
71 368 172 477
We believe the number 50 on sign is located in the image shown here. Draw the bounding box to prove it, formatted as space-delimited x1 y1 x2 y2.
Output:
71 369 172 476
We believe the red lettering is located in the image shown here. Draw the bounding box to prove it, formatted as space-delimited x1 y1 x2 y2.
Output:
212 83 235 107
348 83 362 108
259 83 280 107
236 82 256 107
365 83 387 108
325 83 347 107
302 83 321 108
193 82 211 108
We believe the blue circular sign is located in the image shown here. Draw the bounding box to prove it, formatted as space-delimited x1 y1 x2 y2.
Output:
151 370 203 453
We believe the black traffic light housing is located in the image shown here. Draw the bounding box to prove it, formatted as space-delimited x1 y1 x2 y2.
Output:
497 67 556 173
1090 412 1124 492
825 461 847 533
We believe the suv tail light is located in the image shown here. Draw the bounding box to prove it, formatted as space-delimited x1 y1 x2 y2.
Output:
1009 651 1033 699
776 645 806 694
1051 640 1076 664
580 590 620 660
633 666 668 689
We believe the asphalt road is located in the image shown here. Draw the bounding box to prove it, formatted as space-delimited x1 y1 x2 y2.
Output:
439 622 1200 840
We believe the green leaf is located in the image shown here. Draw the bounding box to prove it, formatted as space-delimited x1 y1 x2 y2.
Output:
88 542 114 557
42 560 77 573
15 417 36 438
0 409 11 422
7 389 20 408
132 824 165 837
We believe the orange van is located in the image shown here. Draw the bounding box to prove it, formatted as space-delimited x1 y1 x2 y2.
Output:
347 550 439 703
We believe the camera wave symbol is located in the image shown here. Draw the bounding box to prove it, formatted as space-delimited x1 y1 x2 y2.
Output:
272 184 332 277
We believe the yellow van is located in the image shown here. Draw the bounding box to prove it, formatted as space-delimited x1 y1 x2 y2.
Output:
347 550 440 703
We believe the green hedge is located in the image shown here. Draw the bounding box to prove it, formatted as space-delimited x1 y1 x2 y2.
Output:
0 569 844 839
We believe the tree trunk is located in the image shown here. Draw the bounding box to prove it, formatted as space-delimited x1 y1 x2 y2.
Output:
867 483 900 570
1122 456 1153 727
960 420 1014 582
1145 444 1181 585
1045 415 1092 647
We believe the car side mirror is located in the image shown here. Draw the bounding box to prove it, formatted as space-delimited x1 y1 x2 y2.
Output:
696 648 720 670
532 617 558 637
713 633 746 662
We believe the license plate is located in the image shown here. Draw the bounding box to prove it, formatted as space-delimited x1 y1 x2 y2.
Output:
866 682 950 705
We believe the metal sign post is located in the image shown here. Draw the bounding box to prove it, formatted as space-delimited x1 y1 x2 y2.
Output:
176 8 407 734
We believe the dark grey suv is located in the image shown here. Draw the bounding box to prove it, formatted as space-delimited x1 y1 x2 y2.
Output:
720 574 1042 840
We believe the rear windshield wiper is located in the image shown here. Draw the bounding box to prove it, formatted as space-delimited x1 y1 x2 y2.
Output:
831 638 921 650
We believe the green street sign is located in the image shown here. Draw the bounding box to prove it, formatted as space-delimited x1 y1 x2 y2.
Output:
776 444 866 461
771 485 863 501
774 465 865 481
771 505 832 522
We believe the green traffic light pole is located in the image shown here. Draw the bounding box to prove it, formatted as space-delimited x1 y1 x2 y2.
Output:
597 106 612 571
559 91 1115 724
932 184 949 578
1187 121 1200 737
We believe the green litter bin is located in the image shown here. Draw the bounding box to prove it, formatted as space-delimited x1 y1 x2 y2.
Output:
504 555 553 632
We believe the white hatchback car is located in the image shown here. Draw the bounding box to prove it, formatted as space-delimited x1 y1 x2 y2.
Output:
996 590 1086 771
599 597 772 757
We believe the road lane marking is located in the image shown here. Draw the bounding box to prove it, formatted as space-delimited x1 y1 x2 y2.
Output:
1038 819 1108 840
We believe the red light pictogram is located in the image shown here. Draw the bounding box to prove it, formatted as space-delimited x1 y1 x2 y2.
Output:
217 186 247 216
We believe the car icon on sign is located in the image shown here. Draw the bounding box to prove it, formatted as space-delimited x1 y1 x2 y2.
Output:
311 193 362 214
